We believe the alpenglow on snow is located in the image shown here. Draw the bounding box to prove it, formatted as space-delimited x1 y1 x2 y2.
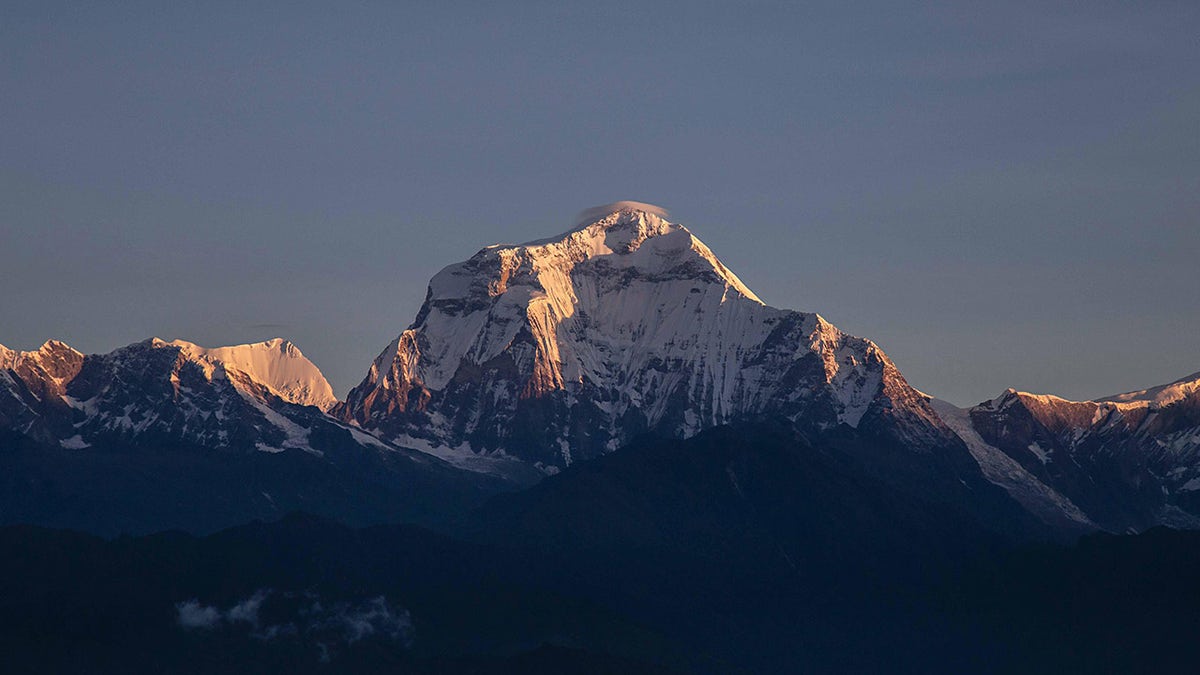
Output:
337 202 943 473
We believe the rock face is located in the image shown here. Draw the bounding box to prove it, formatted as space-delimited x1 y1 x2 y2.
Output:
0 340 86 444
956 374 1200 532
339 202 947 472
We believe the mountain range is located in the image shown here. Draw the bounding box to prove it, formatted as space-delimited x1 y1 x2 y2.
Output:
3 201 1196 537
4 201 1200 672
0 336 505 535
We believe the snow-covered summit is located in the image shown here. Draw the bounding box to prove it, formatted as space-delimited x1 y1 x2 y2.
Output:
427 202 761 315
1 337 335 411
0 339 83 372
340 203 941 472
156 337 337 411
0 340 86 405
1098 370 1200 409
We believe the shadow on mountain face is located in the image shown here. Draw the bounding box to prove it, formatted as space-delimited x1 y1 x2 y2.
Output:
460 421 1032 673
0 428 511 537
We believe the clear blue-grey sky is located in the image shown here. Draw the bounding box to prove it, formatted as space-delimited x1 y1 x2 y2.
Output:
2 1 1197 405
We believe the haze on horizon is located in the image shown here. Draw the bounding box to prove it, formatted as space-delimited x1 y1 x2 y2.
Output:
2 1 1197 407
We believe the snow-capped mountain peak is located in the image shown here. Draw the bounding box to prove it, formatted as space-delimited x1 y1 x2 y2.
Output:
0 339 83 372
1097 370 1200 409
1 335 345 455
2 337 336 412
158 337 337 411
0 340 86 404
425 201 762 316
340 203 941 472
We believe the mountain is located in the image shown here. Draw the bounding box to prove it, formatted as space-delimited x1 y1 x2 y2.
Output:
167 337 339 411
5 202 1200 672
928 398 1096 533
0 340 85 441
338 202 949 475
938 372 1200 533
2 337 344 452
3 202 1192 541
0 337 508 535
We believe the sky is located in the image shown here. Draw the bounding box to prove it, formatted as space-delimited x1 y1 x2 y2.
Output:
1 1 1197 406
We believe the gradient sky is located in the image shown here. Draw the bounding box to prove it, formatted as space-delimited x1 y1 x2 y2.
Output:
2 1 1197 406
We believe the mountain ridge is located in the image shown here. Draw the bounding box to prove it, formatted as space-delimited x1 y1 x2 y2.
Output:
2 201 1199 538
932 374 1200 532
0 335 513 535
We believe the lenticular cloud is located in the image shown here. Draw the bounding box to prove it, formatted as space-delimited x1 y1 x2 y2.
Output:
574 201 669 227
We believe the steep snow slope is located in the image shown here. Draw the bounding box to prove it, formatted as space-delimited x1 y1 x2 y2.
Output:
1098 370 1200 408
928 398 1093 531
340 202 947 471
166 338 337 411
